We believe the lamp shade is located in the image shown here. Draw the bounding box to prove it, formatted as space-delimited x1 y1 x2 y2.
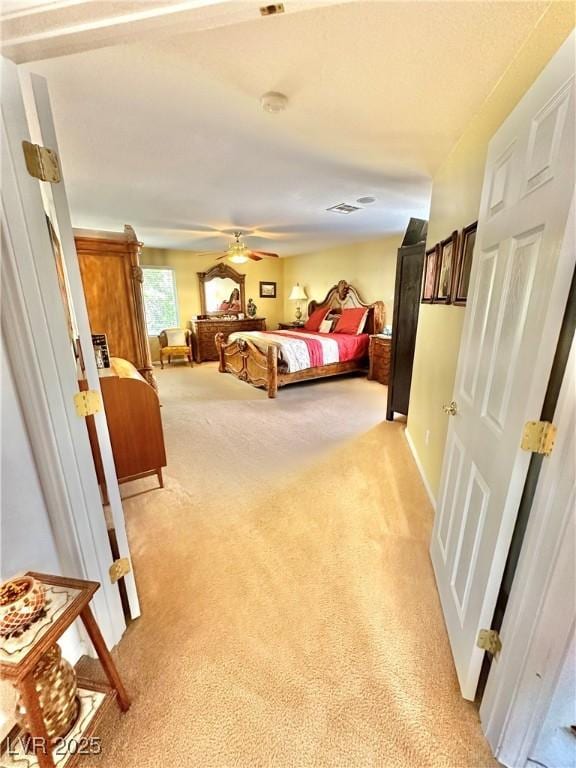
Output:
288 283 308 301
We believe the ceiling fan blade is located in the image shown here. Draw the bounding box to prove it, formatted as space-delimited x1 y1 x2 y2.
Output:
247 252 263 261
215 253 227 260
252 250 279 258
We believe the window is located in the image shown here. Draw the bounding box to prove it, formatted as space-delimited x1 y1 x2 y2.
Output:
142 267 179 335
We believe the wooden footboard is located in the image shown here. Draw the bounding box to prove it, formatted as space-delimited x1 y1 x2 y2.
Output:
215 332 278 398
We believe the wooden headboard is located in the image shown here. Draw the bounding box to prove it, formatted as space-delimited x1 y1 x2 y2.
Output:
307 280 385 334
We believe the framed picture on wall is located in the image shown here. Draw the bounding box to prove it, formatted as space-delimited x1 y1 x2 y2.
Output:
259 281 277 298
422 245 439 303
434 231 458 304
452 221 477 306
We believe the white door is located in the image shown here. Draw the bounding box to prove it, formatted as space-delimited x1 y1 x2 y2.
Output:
1 55 139 640
430 31 575 700
25 70 141 620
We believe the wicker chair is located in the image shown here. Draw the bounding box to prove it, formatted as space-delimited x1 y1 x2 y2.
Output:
158 328 192 369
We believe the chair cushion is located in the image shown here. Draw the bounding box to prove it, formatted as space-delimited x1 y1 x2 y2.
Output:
164 329 188 346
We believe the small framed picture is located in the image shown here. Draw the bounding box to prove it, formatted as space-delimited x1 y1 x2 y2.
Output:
434 231 458 304
422 245 439 303
259 281 277 298
453 221 477 306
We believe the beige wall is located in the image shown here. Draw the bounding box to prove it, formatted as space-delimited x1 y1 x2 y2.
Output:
407 5 575 501
282 236 401 326
142 247 284 360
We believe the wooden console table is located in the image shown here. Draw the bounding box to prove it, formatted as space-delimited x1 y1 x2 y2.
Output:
0 573 129 768
82 357 166 503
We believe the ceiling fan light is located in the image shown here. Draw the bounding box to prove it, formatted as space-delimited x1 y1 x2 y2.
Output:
226 232 251 263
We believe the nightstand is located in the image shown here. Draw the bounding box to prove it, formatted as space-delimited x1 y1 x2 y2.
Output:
278 322 305 330
368 335 392 385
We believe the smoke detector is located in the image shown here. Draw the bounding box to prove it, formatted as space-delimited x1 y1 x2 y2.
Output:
357 196 376 204
260 3 285 15
261 91 289 113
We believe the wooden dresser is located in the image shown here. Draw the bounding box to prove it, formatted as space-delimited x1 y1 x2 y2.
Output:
368 335 392 385
75 225 155 388
190 317 266 362
82 358 166 500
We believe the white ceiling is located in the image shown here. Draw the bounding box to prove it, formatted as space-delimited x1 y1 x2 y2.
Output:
13 1 549 255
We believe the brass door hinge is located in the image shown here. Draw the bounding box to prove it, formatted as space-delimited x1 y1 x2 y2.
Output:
477 629 502 655
109 558 131 584
521 421 557 456
74 390 102 417
22 140 61 182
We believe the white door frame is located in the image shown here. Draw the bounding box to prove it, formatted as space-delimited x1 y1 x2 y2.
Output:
479 208 575 765
23 69 141 620
1 55 125 648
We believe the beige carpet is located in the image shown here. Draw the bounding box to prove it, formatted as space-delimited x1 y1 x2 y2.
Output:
88 364 496 768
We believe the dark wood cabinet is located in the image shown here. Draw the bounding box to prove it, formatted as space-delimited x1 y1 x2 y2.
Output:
190 317 266 362
387 242 426 420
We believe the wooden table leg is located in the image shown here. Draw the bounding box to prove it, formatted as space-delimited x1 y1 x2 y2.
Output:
19 672 55 768
80 605 131 712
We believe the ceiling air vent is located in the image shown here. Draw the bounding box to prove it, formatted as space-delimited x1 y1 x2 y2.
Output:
326 203 362 215
260 3 285 16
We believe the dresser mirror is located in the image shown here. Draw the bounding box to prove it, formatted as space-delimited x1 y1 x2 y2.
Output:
198 264 246 316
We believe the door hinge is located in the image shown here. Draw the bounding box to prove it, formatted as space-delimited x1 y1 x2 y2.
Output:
521 421 557 456
109 558 131 584
22 140 61 182
74 390 102 417
477 628 502 655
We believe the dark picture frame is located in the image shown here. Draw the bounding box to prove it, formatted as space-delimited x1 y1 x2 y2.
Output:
259 281 277 299
422 245 439 303
452 221 477 306
434 231 458 304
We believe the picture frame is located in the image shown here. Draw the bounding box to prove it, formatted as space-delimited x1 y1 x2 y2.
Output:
434 231 458 304
452 221 477 306
422 245 439 303
259 281 277 299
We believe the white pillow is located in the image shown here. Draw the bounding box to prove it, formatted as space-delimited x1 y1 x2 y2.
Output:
319 318 334 333
165 329 187 346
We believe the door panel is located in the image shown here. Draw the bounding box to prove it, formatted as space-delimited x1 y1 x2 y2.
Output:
431 32 575 700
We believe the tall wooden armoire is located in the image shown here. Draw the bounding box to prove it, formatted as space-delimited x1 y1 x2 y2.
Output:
386 219 427 420
74 225 155 388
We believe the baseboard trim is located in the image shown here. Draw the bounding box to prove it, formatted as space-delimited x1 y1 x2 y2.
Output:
404 428 436 510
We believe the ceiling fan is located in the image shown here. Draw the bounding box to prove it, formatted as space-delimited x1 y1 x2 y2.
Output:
203 231 279 264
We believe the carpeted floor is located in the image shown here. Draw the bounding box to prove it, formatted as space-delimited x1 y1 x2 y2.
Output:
88 364 496 767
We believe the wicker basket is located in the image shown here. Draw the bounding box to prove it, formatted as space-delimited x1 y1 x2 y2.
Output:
0 576 45 636
16 643 79 741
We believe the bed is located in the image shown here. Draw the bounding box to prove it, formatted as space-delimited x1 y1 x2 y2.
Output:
215 280 385 398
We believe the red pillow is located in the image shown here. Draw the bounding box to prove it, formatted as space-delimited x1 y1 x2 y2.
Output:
304 306 329 332
334 308 368 335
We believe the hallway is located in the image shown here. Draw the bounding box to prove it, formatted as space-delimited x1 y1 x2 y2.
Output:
90 365 495 767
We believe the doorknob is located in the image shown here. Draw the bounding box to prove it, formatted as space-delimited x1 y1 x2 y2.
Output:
443 400 458 416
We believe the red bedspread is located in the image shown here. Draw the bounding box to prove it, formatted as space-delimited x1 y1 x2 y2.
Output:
272 331 370 365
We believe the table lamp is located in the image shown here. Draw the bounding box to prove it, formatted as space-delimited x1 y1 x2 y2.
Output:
288 283 308 322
